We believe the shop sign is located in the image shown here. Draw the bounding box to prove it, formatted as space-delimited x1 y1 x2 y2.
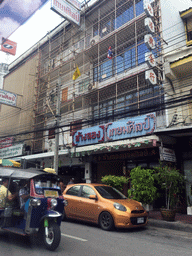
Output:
159 147 176 162
0 137 14 149
0 89 17 106
0 144 23 158
145 70 157 85
65 0 81 10
144 34 156 50
144 17 155 34
73 113 156 146
144 2 154 17
51 0 80 26
93 148 159 162
145 52 156 67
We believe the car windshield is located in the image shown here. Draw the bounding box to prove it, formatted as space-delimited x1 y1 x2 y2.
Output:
95 186 127 199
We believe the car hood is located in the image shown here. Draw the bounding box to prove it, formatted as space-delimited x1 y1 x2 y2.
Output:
108 199 144 210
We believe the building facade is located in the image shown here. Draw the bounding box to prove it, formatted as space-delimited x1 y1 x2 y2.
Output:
0 0 192 208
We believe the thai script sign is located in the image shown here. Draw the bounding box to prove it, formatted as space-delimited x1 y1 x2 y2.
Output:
0 89 17 106
144 17 155 34
145 70 157 85
0 144 23 158
159 147 176 162
72 113 156 146
51 0 80 25
145 52 156 67
144 34 156 50
144 2 154 17
0 137 14 149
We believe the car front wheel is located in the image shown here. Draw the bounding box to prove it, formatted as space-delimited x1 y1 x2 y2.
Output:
99 211 114 231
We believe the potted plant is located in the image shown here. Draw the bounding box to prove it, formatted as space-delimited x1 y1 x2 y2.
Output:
154 162 184 221
101 175 129 192
127 166 157 211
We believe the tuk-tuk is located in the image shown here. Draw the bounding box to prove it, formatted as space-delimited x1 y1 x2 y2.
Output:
0 167 65 251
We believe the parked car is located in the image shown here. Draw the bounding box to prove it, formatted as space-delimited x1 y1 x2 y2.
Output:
63 183 148 231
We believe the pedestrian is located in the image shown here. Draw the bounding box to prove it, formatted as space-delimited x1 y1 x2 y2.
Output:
59 179 65 193
19 180 30 210
67 178 74 185
0 178 17 208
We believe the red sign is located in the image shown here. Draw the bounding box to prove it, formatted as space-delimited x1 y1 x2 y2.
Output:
1 38 17 56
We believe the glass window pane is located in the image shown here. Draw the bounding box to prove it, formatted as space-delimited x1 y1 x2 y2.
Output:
136 0 144 16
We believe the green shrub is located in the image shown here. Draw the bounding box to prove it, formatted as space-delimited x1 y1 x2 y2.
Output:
101 175 129 191
127 166 157 204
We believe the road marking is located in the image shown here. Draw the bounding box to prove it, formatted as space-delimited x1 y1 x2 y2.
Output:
61 233 88 242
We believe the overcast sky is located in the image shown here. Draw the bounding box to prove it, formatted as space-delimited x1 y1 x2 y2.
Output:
0 0 64 64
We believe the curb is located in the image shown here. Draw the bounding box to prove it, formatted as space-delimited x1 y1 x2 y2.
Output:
148 218 192 233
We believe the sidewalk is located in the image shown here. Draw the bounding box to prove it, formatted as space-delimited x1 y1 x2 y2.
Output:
148 210 192 233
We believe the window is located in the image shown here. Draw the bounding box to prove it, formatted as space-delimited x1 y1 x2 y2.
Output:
135 0 144 17
66 185 81 196
62 88 68 102
81 186 96 198
186 17 192 44
48 129 55 139
99 59 113 81
124 45 136 70
79 78 90 93
137 40 148 65
116 2 134 29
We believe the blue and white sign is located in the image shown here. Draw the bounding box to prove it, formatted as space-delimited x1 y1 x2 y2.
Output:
73 113 156 146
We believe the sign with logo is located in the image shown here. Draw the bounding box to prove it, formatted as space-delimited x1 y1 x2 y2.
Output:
145 52 156 67
0 89 17 106
145 70 157 85
159 147 176 162
0 144 23 158
73 113 156 146
145 34 156 50
0 38 17 56
144 17 155 34
51 0 80 25
144 2 154 17
0 137 14 149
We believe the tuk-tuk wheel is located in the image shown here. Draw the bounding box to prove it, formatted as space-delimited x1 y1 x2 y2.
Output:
42 222 61 251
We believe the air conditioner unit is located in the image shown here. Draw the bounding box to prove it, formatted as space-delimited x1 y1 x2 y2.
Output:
48 140 54 152
88 82 98 91
90 35 100 46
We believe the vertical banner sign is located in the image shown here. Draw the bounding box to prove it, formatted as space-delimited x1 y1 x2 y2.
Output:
144 1 157 85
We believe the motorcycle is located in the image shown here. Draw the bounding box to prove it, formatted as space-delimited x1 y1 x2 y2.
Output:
0 167 65 251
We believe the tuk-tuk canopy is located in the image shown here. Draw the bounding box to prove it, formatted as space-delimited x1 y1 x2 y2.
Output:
0 167 59 180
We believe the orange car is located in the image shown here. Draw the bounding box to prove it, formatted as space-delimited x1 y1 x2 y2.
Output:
63 183 148 231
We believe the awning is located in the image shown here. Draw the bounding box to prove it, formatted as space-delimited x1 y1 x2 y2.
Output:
16 135 160 161
0 159 21 167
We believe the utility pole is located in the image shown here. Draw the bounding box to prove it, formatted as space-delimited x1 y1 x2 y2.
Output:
54 77 61 174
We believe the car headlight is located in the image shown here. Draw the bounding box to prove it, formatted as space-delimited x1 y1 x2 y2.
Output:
114 203 127 212
51 198 57 208
30 198 41 207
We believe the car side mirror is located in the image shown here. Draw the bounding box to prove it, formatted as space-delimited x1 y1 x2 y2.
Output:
89 195 97 200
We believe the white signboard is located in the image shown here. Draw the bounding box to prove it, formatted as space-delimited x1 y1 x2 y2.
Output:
0 144 23 158
0 89 17 106
51 0 80 26
145 17 155 34
144 3 154 17
144 34 156 50
66 0 81 10
159 147 176 162
145 52 156 67
145 70 157 85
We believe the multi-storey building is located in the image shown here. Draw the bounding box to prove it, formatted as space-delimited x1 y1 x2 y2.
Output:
1 0 192 208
